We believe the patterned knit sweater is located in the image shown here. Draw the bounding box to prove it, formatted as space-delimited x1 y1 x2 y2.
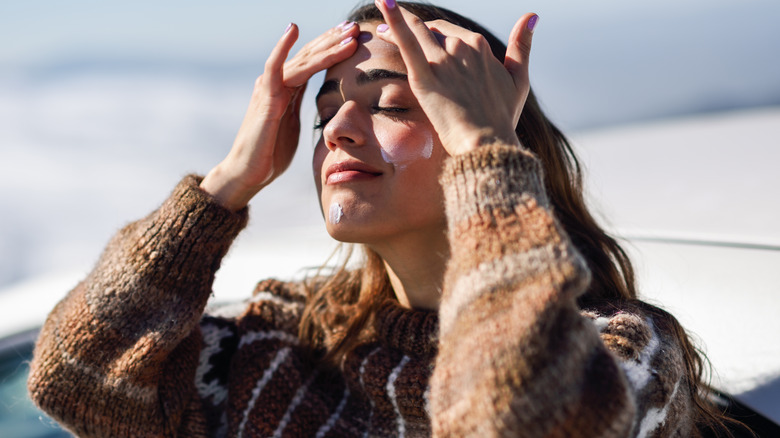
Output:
28 143 693 437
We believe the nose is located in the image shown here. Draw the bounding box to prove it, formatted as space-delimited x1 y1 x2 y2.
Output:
322 101 368 151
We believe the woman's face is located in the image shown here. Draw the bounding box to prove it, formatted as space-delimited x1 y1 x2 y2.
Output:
313 22 449 247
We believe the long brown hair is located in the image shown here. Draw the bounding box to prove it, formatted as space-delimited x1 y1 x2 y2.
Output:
299 2 741 435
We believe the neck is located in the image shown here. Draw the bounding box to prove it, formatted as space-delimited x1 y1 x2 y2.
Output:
369 229 449 311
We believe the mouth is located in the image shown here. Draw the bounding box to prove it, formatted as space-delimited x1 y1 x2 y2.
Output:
325 160 383 185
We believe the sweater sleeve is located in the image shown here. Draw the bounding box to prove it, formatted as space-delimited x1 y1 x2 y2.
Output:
430 143 693 437
27 175 248 438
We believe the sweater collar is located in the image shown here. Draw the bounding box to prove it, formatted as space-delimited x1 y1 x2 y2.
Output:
373 299 439 359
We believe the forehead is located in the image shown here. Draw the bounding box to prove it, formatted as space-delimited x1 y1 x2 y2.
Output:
323 28 406 82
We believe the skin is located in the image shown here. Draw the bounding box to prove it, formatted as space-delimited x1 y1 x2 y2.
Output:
201 0 537 310
200 22 361 210
313 23 450 309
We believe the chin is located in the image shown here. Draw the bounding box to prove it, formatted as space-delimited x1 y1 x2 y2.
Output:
325 223 369 245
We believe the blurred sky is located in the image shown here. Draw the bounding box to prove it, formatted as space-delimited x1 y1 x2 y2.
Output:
4 0 779 127
1 0 779 287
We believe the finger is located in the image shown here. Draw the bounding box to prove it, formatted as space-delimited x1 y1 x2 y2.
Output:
294 21 359 58
424 19 493 55
374 1 442 79
265 23 301 90
282 23 360 87
504 13 537 89
424 19 476 41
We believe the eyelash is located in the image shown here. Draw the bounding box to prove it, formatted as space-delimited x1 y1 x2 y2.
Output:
312 117 331 131
313 106 408 131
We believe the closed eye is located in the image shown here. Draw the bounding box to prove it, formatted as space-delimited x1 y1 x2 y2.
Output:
313 114 334 131
372 106 408 119
314 107 408 131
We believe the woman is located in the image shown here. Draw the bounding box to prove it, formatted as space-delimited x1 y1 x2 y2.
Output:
28 1 730 436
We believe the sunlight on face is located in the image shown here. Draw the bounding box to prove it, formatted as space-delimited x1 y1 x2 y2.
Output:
312 23 449 248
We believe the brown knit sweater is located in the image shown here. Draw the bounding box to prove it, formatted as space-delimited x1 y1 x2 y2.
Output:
28 143 693 437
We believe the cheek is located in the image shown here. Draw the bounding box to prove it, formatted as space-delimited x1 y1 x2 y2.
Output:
312 139 328 194
376 124 435 169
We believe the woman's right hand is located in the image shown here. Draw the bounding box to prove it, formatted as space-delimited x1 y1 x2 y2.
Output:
373 1 536 156
200 22 360 211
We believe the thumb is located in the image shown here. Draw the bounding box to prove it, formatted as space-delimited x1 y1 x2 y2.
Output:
504 13 538 88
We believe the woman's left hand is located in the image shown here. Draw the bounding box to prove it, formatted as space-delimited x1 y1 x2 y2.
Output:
373 0 537 155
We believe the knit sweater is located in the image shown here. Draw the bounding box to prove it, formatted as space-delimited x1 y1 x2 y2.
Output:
28 143 693 437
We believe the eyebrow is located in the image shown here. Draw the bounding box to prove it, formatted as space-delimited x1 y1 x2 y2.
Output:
315 68 408 103
357 68 408 85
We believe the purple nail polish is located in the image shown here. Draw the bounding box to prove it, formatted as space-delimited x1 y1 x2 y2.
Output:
385 0 396 9
340 36 354 46
342 21 356 31
336 20 348 29
527 15 539 32
284 23 293 34
376 23 389 33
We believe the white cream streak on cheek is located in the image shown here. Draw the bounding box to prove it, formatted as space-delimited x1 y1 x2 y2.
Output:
378 132 434 170
328 202 343 224
422 133 433 159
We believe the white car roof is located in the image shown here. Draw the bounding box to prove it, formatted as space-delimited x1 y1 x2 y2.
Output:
573 107 780 421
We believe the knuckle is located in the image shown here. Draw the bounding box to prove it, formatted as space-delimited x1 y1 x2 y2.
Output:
450 38 466 50
408 13 425 26
450 39 472 57
475 35 491 51
263 57 277 72
519 39 533 56
467 32 489 49
464 32 480 44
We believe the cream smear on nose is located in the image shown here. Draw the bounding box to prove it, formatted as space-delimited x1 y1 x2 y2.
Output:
377 131 434 170
329 202 344 224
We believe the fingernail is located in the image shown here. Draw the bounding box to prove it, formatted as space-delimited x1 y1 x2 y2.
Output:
284 23 293 34
341 21 356 31
376 23 389 33
384 0 396 9
336 20 348 29
340 36 354 46
527 15 539 32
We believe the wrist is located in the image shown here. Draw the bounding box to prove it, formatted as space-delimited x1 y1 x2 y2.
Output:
446 126 521 156
200 164 256 212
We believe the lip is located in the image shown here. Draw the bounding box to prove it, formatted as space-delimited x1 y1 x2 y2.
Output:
325 160 383 185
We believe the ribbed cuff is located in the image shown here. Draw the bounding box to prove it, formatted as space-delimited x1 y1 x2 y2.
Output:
440 143 548 225
169 174 249 238
144 174 249 284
